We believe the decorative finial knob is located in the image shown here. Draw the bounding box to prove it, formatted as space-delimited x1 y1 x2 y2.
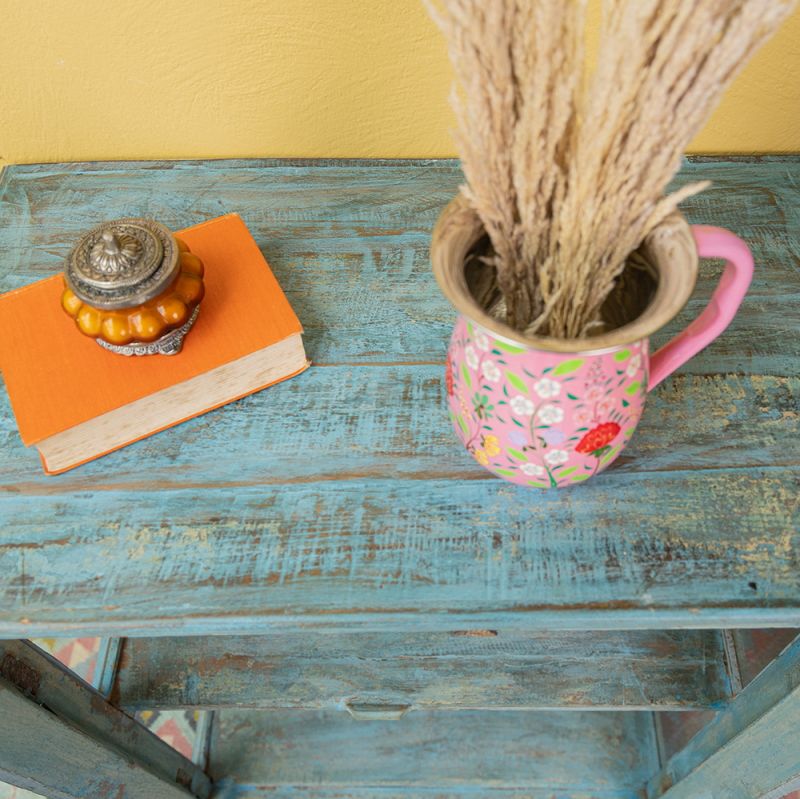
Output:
90 227 143 274
102 230 119 251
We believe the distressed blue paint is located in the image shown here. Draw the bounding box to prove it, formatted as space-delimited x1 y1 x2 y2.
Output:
0 158 797 637
113 630 732 711
92 637 122 697
0 369 796 488
650 633 800 798
0 469 797 637
4 609 800 638
0 158 798 371
208 708 658 796
213 791 642 799
0 640 210 798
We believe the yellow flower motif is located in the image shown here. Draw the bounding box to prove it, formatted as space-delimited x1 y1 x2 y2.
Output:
473 449 489 466
483 435 501 456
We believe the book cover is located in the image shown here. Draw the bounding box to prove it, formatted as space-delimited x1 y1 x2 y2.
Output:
0 213 308 472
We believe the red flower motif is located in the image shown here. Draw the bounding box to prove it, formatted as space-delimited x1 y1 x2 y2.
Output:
575 422 621 455
445 359 455 396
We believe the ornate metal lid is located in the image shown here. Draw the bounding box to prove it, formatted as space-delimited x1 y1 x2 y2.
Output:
65 218 180 310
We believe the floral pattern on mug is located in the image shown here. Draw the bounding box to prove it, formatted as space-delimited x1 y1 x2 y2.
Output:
446 318 648 488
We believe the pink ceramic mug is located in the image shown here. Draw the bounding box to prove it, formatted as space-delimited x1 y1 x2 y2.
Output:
431 197 754 488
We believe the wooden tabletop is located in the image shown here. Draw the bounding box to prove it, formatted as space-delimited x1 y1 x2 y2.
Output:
0 157 797 637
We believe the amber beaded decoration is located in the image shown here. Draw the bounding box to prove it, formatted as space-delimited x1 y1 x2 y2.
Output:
61 219 204 356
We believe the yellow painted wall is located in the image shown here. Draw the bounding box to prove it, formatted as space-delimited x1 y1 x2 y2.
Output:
0 1 798 166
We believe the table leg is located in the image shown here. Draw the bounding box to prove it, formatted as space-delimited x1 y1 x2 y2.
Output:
0 640 211 799
649 634 800 799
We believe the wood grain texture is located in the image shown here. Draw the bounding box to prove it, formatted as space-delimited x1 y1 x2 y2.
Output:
0 468 797 636
649 633 800 799
0 689 196 799
112 629 731 711
0 368 794 488
208 708 658 796
210 792 643 799
0 640 210 799
0 158 797 370
0 157 798 636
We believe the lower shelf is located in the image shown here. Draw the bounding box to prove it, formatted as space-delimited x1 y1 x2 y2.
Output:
208 709 659 798
113 629 731 711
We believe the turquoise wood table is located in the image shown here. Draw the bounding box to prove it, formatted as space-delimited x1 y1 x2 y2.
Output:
0 158 798 798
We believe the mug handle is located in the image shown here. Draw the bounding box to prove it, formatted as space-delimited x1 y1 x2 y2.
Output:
648 226 754 391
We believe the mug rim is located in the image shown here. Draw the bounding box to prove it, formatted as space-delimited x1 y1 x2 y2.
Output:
431 194 699 354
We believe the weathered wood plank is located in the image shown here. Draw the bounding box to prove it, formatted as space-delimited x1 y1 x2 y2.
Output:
649 633 800 799
0 158 798 635
208 708 658 796
0 158 798 371
112 629 731 711
0 640 210 799
0 368 796 489
0 468 797 637
212 791 641 799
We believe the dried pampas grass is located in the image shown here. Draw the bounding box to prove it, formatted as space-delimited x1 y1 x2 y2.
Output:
427 0 796 338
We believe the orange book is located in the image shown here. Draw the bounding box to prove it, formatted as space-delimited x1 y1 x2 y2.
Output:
0 213 308 474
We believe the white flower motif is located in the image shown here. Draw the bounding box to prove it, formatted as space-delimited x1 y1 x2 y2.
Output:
626 353 642 377
473 329 490 351
534 377 561 399
521 462 546 477
597 398 615 417
585 385 604 402
464 345 479 370
481 360 501 383
544 449 569 466
537 404 564 425
573 407 592 426
510 395 535 417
